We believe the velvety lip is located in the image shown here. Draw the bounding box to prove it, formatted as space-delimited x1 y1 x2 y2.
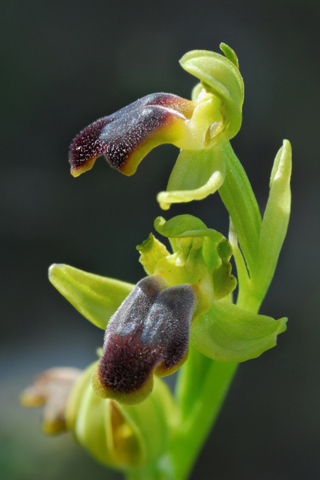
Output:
69 93 195 177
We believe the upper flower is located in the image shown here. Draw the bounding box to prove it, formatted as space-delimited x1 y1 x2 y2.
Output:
69 44 244 209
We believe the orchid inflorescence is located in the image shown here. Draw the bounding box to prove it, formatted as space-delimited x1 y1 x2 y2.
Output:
21 43 292 480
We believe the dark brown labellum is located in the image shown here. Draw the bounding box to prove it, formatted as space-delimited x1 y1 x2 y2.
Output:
93 276 197 404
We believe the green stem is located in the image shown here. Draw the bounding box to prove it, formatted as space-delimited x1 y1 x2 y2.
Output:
126 464 169 480
168 346 238 480
158 142 262 479
128 142 269 480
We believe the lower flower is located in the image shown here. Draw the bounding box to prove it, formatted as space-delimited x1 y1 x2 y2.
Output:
47 214 286 406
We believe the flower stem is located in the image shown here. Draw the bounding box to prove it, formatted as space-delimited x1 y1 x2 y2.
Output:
168 346 238 480
129 140 276 480
126 465 170 480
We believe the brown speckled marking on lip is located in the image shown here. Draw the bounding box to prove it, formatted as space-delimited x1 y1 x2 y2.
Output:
98 330 160 394
69 93 195 177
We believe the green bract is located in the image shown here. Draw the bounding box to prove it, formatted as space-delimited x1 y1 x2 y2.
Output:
227 140 292 311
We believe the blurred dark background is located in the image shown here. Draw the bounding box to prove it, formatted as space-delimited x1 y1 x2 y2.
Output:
1 0 319 478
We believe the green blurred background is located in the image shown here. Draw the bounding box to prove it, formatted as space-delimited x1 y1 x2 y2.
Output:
1 0 319 478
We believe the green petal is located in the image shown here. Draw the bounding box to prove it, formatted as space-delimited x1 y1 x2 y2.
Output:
191 300 287 362
157 145 225 210
136 233 170 275
154 214 225 270
179 45 244 145
48 264 134 330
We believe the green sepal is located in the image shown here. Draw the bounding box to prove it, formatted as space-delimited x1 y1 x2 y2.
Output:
179 45 244 146
191 301 287 363
154 214 218 240
66 361 178 470
48 264 134 330
157 145 225 210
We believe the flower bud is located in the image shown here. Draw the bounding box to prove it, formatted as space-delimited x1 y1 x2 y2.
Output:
67 361 177 469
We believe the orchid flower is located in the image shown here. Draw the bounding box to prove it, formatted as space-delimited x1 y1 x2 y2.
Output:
48 214 287 405
69 43 244 210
